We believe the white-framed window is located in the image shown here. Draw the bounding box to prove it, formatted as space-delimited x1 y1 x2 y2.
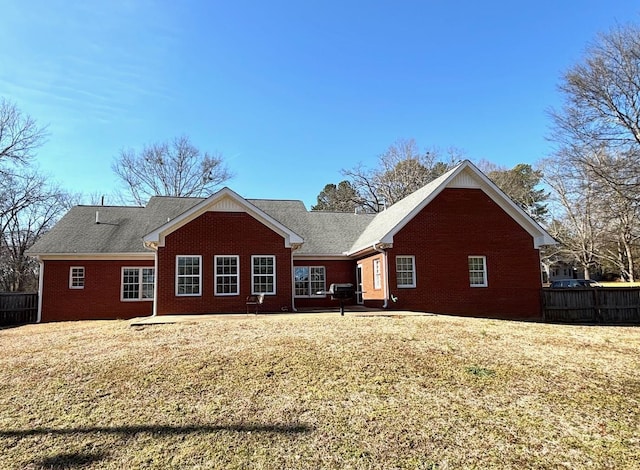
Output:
69 266 85 289
294 266 326 297
122 267 155 301
176 255 202 296
215 255 239 296
252 255 276 294
373 259 382 290
396 256 416 288
469 256 488 287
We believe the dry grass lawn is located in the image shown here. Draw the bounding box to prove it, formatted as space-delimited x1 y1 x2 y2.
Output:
1 314 639 469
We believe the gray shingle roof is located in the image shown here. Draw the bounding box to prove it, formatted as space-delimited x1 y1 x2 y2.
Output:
28 161 555 257
347 165 460 253
250 199 375 255
27 196 374 257
28 205 150 254
27 197 203 255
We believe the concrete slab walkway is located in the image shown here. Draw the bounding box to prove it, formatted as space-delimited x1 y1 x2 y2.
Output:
130 308 433 326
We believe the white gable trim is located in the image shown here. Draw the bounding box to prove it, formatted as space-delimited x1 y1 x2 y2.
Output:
143 187 304 249
456 163 556 248
210 197 246 212
448 169 481 189
379 160 556 249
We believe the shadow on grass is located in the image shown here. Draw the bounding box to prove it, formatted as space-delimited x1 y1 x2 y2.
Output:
34 450 110 469
0 323 34 330
1 422 314 438
4 423 313 469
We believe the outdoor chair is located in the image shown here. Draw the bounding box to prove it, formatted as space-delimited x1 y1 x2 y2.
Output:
246 294 265 314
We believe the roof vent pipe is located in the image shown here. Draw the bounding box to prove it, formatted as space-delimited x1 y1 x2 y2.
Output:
95 211 100 224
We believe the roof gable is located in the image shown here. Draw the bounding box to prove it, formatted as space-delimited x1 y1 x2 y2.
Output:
347 160 555 254
143 187 304 248
29 162 555 259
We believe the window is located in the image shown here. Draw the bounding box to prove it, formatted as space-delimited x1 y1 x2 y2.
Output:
469 256 488 287
373 259 382 290
396 256 416 288
69 267 85 289
215 255 239 295
252 255 276 294
176 255 201 296
295 266 326 297
122 267 155 301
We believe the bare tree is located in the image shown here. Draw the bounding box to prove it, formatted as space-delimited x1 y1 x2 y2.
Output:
0 99 66 291
0 173 71 291
0 98 47 171
0 99 49 226
585 150 640 281
340 139 459 212
541 158 603 280
112 135 233 205
550 23 640 193
547 24 640 280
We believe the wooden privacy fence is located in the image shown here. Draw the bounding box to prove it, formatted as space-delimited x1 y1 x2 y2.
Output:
543 288 640 324
0 293 38 326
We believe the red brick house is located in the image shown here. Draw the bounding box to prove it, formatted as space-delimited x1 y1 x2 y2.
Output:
27 161 555 322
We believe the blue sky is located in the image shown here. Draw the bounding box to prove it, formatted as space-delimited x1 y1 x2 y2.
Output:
1 1 637 208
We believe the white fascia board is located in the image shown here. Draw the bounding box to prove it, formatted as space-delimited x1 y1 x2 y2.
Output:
455 162 557 248
294 254 353 261
344 241 390 258
380 163 468 245
34 253 155 261
143 187 303 248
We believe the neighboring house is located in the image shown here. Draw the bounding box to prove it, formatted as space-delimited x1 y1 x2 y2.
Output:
547 260 583 282
27 161 556 322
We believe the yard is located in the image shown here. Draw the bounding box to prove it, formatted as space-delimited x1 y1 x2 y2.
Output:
0 314 638 469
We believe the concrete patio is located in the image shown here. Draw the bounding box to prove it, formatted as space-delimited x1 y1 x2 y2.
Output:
130 307 433 326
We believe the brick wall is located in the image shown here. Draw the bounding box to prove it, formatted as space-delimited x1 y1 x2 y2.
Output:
41 259 155 322
357 253 386 301
156 211 292 314
293 259 356 309
382 188 543 319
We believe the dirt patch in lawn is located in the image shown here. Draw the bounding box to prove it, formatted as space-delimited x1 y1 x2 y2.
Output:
1 315 638 469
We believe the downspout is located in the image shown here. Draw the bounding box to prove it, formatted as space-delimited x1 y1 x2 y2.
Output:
290 245 297 312
373 243 389 309
152 249 158 316
36 257 44 323
143 240 159 317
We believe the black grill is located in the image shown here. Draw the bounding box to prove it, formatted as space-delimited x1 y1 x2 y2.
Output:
328 283 354 300
328 283 354 315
